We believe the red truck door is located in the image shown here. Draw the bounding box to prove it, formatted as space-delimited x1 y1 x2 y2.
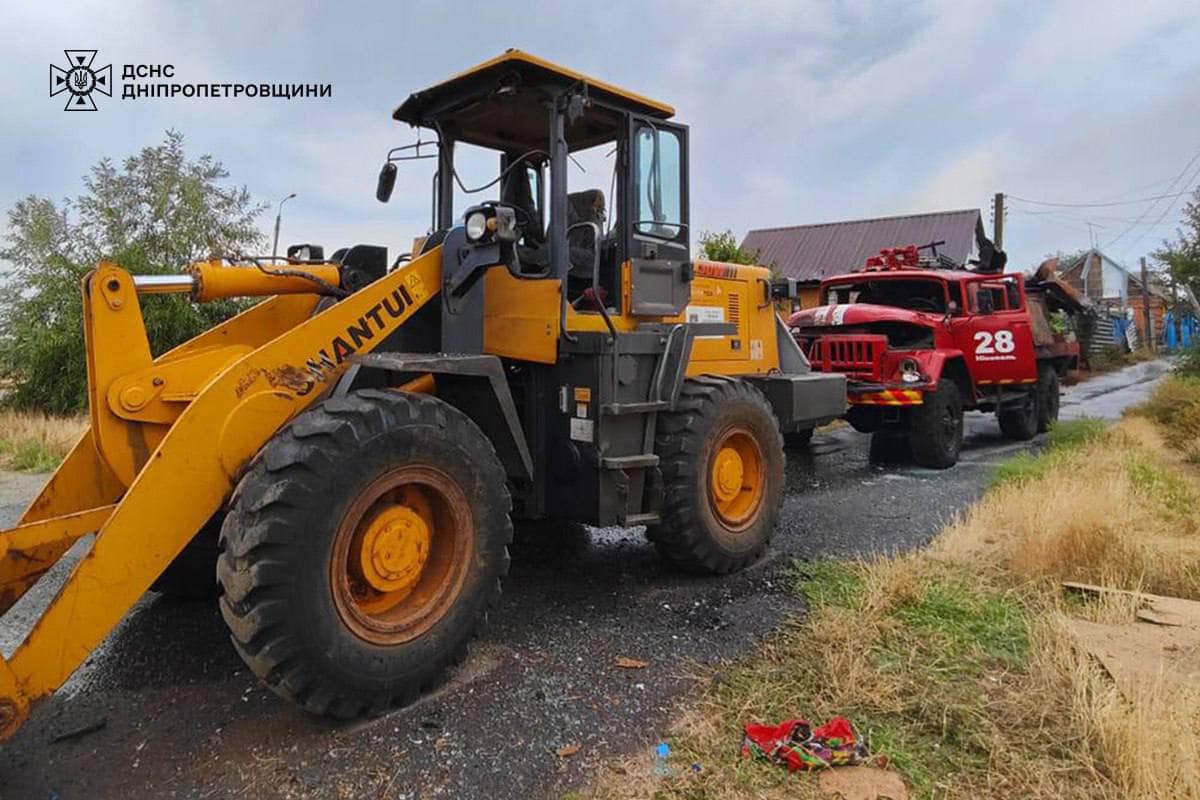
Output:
951 275 1038 386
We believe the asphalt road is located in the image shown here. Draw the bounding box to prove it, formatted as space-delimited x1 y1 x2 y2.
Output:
0 360 1172 799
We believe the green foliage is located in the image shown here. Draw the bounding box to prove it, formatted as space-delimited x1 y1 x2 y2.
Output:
0 131 264 412
1175 343 1200 378
697 229 760 266
1153 186 1200 296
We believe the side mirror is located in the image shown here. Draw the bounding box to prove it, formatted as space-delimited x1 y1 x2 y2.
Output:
375 162 397 203
947 300 960 314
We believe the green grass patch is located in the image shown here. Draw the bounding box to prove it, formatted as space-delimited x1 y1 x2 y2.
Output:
889 577 1028 670
792 560 863 610
0 437 62 472
651 563 1034 798
990 417 1108 488
1127 456 1197 515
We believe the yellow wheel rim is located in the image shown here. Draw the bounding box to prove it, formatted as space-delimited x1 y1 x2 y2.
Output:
708 427 765 530
331 467 472 645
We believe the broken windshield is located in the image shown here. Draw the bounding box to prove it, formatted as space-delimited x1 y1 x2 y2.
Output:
822 278 948 314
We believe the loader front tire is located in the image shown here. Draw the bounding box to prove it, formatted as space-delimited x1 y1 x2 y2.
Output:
218 389 511 719
648 378 784 574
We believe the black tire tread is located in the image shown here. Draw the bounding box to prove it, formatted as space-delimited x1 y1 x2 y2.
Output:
217 389 511 719
647 376 784 574
908 383 963 469
1036 364 1060 433
998 388 1039 441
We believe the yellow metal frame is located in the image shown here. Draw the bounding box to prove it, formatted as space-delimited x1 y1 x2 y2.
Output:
0 249 444 739
404 49 675 119
0 245 790 739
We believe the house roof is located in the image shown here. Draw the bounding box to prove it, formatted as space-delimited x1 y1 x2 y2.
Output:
1059 249 1170 299
741 209 994 283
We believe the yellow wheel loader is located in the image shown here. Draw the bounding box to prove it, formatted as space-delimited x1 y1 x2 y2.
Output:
0 51 845 739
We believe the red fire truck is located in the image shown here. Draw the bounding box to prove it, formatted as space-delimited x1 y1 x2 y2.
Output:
788 244 1081 468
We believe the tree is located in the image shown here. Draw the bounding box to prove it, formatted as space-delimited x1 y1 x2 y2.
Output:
0 131 265 412
1154 186 1200 296
698 229 760 266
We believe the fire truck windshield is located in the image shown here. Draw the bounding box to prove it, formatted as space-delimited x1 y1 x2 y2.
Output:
822 278 948 314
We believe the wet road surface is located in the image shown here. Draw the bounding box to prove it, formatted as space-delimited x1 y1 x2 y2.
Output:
0 360 1171 799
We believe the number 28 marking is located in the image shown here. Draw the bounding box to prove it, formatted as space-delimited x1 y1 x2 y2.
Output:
974 330 1015 355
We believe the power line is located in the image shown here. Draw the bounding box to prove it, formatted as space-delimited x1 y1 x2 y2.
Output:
1007 188 1195 209
1008 144 1200 210
1105 153 1200 252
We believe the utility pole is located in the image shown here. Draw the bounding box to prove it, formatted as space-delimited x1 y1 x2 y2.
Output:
1140 256 1155 353
992 192 1005 250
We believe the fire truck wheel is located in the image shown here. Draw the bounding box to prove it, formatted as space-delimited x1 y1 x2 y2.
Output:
998 388 1039 441
649 378 784 574
908 383 963 469
1036 366 1060 433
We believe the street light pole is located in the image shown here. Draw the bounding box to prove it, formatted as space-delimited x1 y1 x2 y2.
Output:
272 192 297 260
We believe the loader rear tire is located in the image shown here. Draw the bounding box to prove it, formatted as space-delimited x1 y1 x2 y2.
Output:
647 377 784 574
217 389 511 719
150 515 221 600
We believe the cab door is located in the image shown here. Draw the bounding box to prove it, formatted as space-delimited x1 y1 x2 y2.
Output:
952 275 1038 385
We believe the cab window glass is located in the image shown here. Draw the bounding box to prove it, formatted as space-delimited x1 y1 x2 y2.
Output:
968 282 1007 314
633 125 682 239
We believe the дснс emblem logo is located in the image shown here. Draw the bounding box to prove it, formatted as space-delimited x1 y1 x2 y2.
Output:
50 50 112 111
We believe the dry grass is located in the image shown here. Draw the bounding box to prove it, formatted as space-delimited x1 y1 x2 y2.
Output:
583 415 1200 800
1129 375 1200 462
936 416 1200 598
0 409 87 472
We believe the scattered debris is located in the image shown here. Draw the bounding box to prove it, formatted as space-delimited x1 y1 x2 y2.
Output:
741 716 870 772
49 718 107 745
818 765 909 800
556 742 581 759
652 742 672 776
1061 582 1200 693
614 656 649 669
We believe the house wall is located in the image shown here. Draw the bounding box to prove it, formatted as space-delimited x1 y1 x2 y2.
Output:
1102 260 1128 303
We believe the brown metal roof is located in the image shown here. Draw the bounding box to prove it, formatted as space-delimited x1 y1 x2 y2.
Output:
741 209 986 283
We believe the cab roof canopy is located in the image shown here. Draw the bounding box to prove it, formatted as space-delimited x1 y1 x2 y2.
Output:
392 49 675 152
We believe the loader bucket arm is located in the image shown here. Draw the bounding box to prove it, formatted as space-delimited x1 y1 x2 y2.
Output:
0 248 442 739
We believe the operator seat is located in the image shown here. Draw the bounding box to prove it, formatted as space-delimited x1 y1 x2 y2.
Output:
516 189 608 290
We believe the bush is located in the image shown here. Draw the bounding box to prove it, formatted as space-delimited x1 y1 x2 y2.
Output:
0 131 263 413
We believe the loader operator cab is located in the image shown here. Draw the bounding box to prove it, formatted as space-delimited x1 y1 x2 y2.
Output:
375 49 689 318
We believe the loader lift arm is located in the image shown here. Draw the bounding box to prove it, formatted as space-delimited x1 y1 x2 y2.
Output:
0 249 443 739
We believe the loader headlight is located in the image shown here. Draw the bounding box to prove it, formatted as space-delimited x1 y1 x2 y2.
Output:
463 204 519 245
465 211 489 241
900 358 922 384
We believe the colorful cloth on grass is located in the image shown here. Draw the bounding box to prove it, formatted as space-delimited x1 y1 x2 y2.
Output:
740 716 869 772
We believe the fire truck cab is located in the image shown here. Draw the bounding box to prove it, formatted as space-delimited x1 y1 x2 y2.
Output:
788 245 1079 468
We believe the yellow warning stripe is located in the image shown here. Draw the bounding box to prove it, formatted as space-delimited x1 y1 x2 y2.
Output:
850 389 924 406
977 378 1037 386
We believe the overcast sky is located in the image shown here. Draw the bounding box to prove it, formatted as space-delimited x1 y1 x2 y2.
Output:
3 0 1199 272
